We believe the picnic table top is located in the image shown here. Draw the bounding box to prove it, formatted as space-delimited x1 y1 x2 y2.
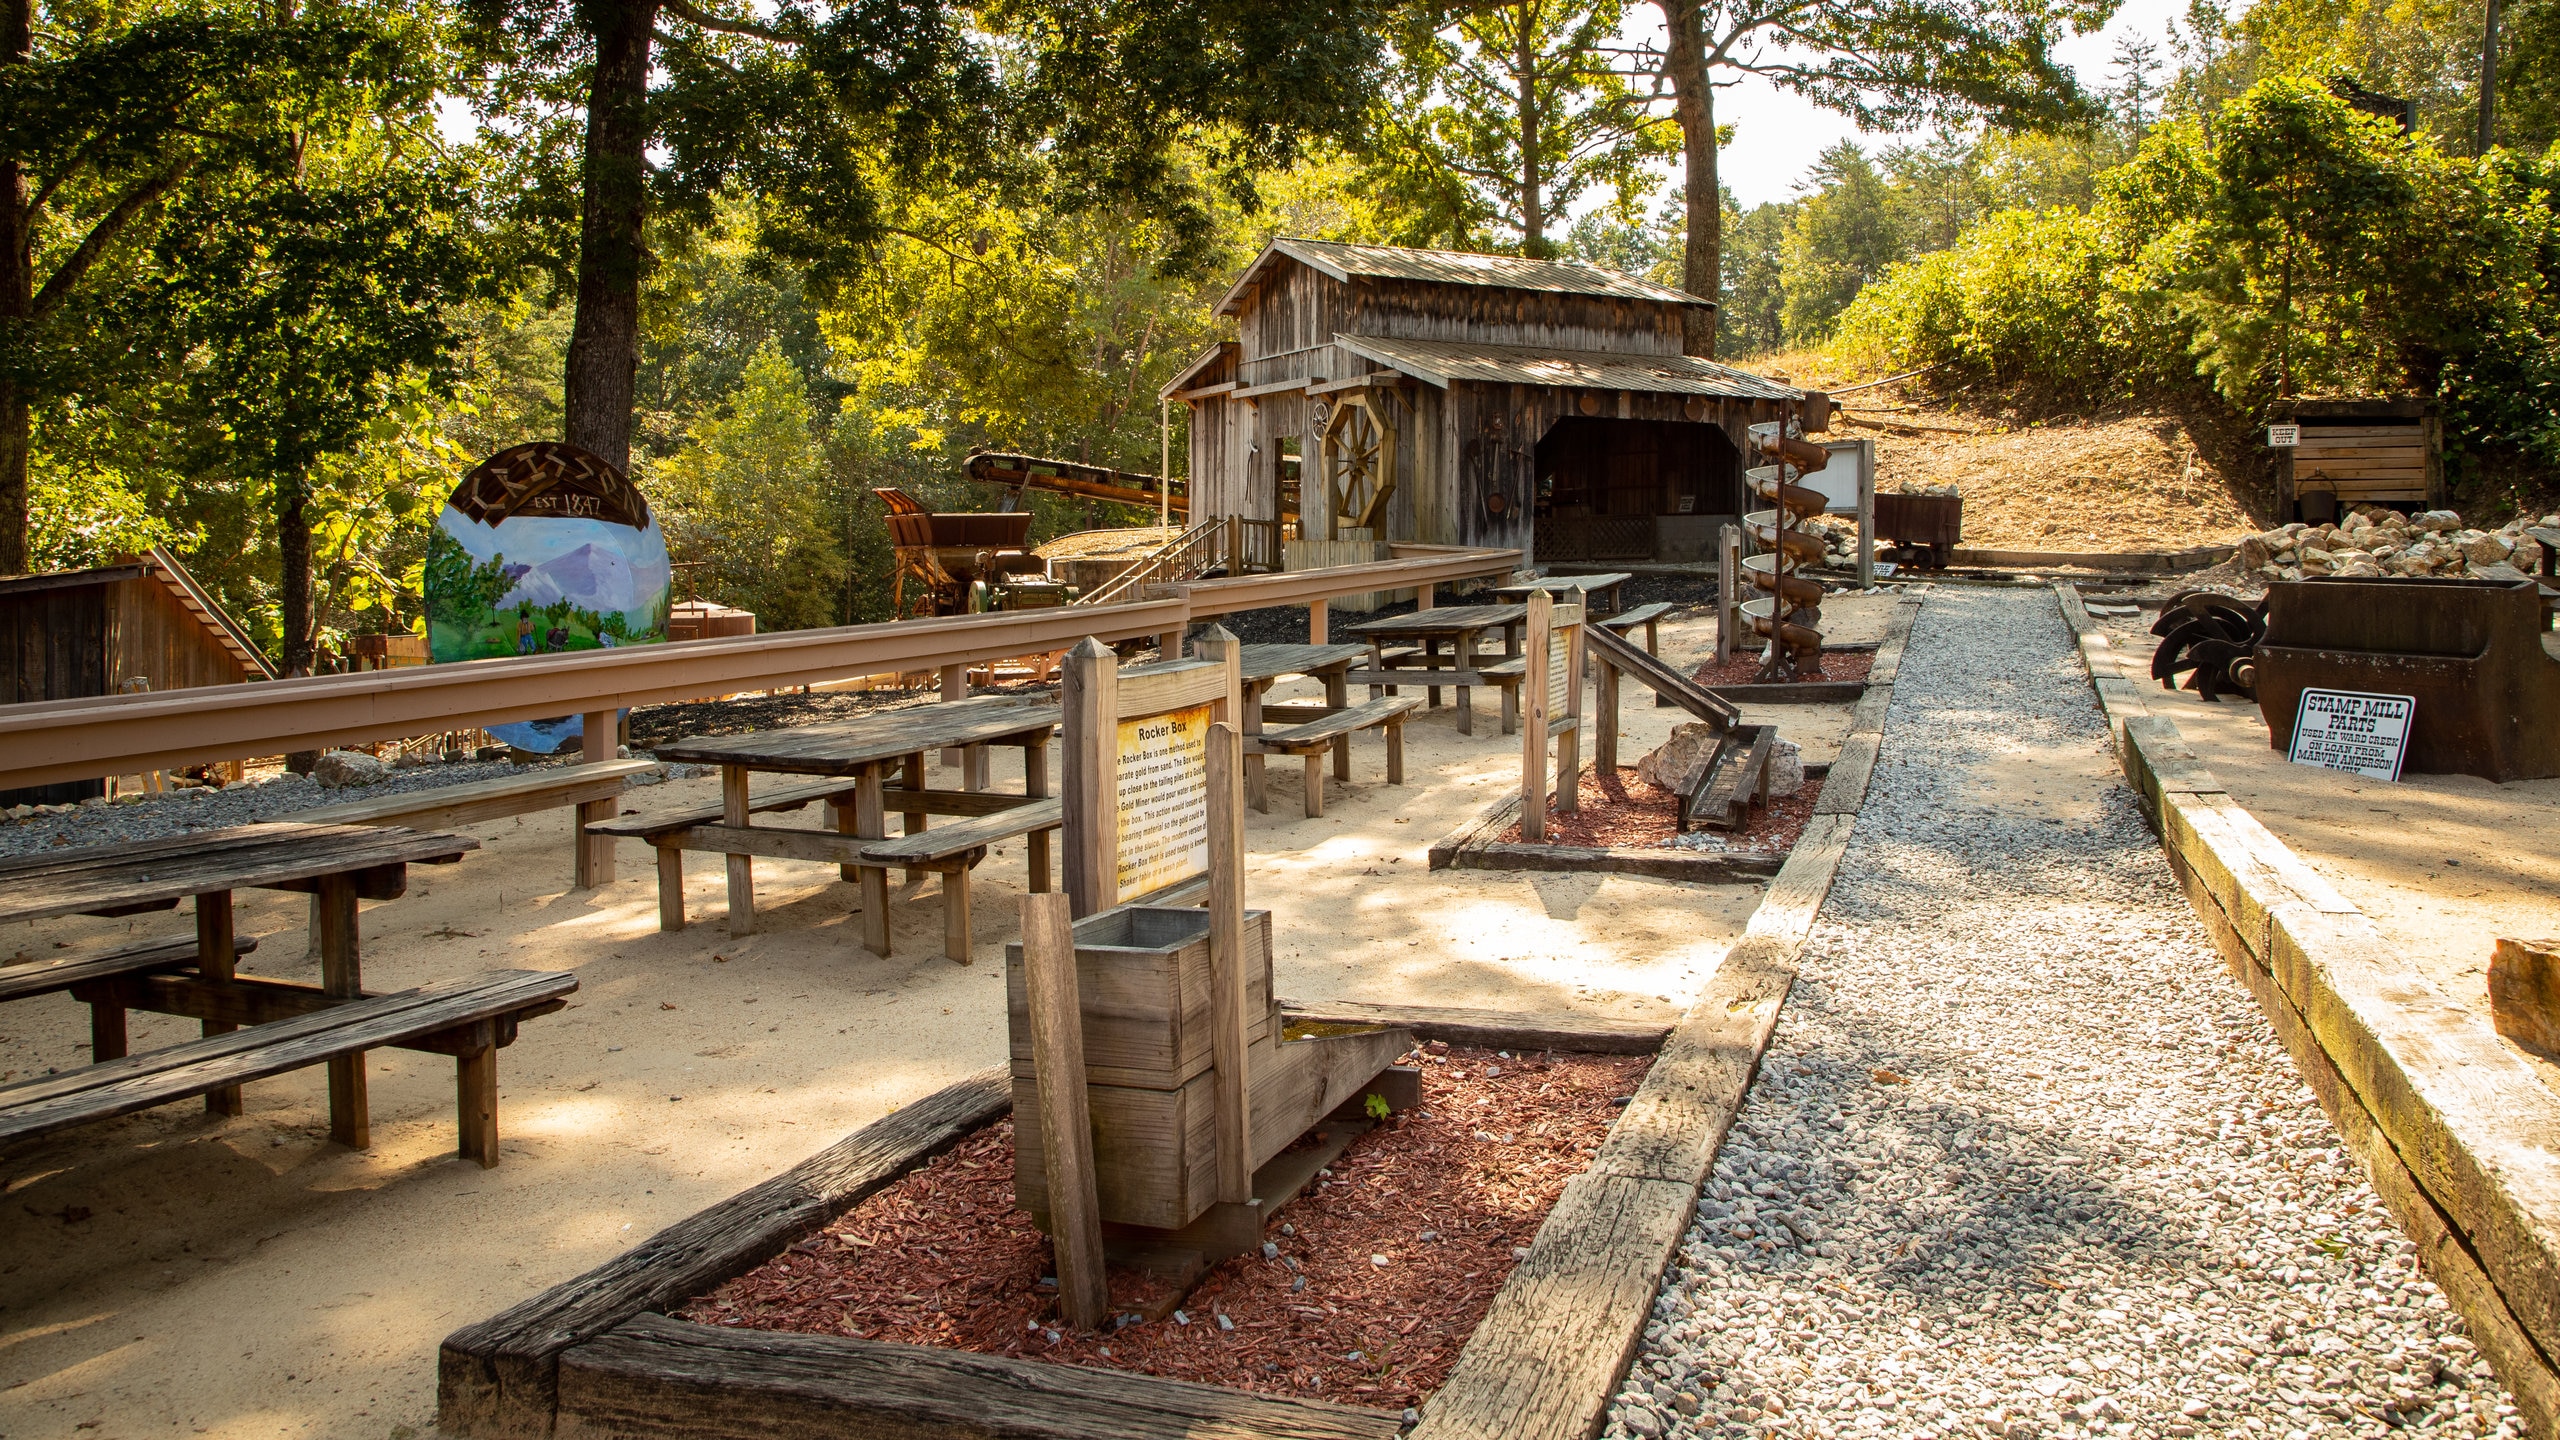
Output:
1237 643 1369 683
1342 603 1527 638
1489 572 1633 597
0 822 479 925
652 696 1062 775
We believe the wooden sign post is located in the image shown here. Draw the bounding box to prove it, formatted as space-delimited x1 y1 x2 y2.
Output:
1517 593 1584 842
1019 890 1109 1329
1716 523 1740 665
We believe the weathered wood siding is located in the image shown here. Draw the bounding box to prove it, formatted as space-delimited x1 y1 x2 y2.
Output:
116 576 253 693
1349 278 1687 356
0 581 112 706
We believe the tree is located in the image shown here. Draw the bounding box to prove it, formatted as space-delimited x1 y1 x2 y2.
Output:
0 2 443 571
1780 142 1904 338
462 0 1395 474
1636 0 2117 355
655 338 844 629
153 160 486 673
1363 0 1679 256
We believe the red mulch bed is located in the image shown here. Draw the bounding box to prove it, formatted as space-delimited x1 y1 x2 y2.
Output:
678 1046 1650 1412
1493 765 1816 853
1689 648 1874 688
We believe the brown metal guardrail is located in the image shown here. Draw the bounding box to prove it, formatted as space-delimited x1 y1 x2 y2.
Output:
0 548 1521 792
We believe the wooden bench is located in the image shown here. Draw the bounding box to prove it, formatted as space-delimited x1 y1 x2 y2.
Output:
856 799 1064 962
1247 698 1419 818
590 779 1042 934
285 758 660 889
2 933 261 1062
2 968 576 1167
1480 656 1540 735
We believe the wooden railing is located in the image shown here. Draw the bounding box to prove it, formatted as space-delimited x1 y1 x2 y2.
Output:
0 548 1523 791
1075 519 1228 609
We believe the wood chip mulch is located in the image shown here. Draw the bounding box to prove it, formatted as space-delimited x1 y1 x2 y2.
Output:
677 1045 1650 1412
1688 647 1875 688
1493 765 1816 853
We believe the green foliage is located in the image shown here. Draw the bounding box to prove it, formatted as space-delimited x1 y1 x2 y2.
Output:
1835 74 2560 493
655 339 846 631
1360 0 1678 255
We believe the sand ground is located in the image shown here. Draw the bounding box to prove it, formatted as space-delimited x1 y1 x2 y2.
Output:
2096 612 2560 1093
0 597 1884 1439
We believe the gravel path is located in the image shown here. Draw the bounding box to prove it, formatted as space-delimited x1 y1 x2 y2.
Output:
1609 588 2523 1440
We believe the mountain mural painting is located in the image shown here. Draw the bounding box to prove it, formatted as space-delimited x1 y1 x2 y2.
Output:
426 442 674 755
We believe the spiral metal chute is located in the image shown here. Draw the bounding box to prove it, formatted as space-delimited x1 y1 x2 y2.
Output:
1739 422 1830 680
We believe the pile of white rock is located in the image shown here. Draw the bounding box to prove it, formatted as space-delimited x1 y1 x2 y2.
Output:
2237 506 2554 583
1885 482 1963 497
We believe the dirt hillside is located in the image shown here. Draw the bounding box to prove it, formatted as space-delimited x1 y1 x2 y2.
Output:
1752 352 2265 554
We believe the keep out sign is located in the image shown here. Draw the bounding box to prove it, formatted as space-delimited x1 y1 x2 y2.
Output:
2289 689 2416 782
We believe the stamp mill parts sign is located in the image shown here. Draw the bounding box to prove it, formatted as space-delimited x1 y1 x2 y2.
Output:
1115 704 1211 895
2288 688 2416 782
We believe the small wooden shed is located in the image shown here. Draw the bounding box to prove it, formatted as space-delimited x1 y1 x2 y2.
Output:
1162 239 1825 565
2277 398 2445 521
0 546 272 803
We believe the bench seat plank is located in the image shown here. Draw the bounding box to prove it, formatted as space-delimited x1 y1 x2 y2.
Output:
0 968 575 1147
1595 601 1673 632
858 799 1062 866
0 824 477 926
0 933 258 1005
283 759 661 829
1255 698 1421 752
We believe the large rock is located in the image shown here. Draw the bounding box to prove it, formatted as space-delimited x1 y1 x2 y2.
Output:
2465 532 2515 566
1765 737 1805 798
312 750 388 789
1636 723 1722 792
2417 509 2463 532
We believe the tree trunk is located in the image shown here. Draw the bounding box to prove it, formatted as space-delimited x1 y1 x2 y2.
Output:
1516 6 1546 254
563 0 661 475
0 0 32 574
277 478 314 677
1660 0 1718 356
2479 0 2502 155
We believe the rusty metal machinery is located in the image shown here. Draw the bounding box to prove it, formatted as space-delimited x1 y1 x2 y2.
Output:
1741 421 1831 680
874 487 1048 619
2150 590 2266 701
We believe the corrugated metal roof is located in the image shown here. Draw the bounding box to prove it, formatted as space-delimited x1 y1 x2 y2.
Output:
1216 238 1709 315
1331 333 1805 402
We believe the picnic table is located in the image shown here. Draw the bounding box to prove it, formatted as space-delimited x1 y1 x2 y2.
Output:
1343 603 1527 736
0 822 574 1161
648 697 1062 955
1232 642 1367 808
1489 570 1633 616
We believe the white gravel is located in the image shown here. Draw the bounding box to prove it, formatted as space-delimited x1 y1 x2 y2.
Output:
1609 588 2523 1440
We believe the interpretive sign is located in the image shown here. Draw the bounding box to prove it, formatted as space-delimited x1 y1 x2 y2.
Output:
2289 688 2415 782
1116 703 1211 896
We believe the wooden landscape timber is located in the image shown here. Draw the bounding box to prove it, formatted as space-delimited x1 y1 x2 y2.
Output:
0 547 1521 795
2056 583 2560 1434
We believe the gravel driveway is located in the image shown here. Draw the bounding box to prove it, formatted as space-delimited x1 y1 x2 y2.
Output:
1609 588 2522 1440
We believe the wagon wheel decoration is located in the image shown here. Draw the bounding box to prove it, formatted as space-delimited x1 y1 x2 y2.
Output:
1320 389 1398 536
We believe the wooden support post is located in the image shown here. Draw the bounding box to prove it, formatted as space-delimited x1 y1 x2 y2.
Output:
574 709 617 888
1025 741 1052 894
1596 655 1621 775
1158 627 1186 660
1854 439 1876 590
317 874 368 1149
939 664 967 767
856 765 890 957
654 844 686 932
1061 638 1120 919
832 793 860 882
721 764 755 937
458 1040 498 1167
198 891 240 1114
1521 592 1552 842
1226 514 1241 576
1020 891 1109 1330
1386 715 1406 783
900 752 928 882
1557 615 1582 813
1416 582 1436 610
1206 722 1252 1205
942 862 973 964
1716 524 1739 666
1307 598 1328 645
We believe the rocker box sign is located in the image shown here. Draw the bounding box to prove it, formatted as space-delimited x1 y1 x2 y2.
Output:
2289 689 2416 782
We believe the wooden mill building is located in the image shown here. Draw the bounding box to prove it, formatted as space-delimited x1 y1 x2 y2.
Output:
1161 239 1827 565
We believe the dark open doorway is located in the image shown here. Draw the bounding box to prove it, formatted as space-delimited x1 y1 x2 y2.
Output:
1531 418 1742 563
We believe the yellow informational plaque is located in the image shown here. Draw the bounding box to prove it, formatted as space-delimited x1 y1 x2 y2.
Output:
1116 703 1211 895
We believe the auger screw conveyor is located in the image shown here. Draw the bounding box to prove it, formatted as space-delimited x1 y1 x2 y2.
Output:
1741 420 1830 681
